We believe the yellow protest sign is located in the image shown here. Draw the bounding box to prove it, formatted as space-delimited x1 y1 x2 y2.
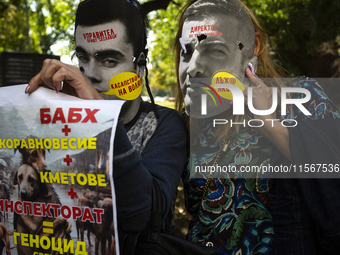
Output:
101 71 142 100
211 71 244 100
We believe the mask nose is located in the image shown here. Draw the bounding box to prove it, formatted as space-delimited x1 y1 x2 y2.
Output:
186 50 205 78
82 59 101 84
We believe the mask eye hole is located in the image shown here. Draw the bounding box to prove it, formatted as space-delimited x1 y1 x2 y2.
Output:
197 34 207 42
181 45 193 60
237 41 244 50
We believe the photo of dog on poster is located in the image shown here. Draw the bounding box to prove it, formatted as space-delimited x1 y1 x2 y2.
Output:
0 85 123 255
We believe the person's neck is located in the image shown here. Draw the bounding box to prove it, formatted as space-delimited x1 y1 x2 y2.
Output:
119 97 142 124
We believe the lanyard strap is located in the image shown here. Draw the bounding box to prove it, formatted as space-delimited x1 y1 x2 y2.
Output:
199 134 234 206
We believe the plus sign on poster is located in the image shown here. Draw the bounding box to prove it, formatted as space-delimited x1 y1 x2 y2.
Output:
0 85 123 255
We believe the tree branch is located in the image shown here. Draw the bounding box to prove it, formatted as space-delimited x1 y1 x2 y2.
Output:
140 0 171 18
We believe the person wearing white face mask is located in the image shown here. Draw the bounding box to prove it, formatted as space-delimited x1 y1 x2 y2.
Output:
174 0 340 254
27 0 187 248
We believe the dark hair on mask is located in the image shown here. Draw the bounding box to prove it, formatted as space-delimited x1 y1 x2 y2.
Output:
75 0 148 57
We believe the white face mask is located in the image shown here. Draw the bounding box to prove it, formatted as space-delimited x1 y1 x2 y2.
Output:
179 1 257 118
75 21 143 100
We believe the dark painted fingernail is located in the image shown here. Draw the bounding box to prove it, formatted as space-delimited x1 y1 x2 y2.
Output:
25 85 30 94
47 83 58 93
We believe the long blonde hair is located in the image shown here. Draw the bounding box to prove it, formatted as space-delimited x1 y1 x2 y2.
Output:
174 0 286 140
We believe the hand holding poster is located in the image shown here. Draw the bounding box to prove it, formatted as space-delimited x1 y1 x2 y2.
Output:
0 85 123 255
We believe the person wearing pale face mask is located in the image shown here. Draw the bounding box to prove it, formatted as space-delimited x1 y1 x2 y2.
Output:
174 0 340 254
175 3 277 253
27 0 187 247
178 7 257 118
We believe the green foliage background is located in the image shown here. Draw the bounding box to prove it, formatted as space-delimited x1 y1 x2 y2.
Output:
147 0 187 96
0 0 79 54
